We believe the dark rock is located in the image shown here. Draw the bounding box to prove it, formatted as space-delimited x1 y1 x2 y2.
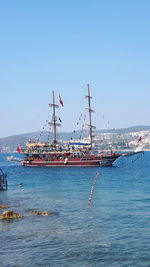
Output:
0 205 8 209
29 210 55 216
0 210 23 219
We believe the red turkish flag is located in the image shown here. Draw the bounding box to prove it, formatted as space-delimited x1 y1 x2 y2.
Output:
137 136 142 143
59 95 64 107
17 146 21 154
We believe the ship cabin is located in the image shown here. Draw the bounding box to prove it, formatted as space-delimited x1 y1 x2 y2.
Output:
23 150 87 162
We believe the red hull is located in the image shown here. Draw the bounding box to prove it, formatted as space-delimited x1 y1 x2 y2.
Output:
21 154 120 167
21 159 100 167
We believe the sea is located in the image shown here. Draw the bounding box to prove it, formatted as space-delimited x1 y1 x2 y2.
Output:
0 151 150 267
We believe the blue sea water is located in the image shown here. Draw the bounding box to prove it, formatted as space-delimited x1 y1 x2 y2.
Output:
0 152 150 267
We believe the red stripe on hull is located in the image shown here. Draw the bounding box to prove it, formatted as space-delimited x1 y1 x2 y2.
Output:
21 160 100 167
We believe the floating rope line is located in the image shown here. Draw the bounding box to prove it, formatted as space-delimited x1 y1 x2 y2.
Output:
88 172 99 207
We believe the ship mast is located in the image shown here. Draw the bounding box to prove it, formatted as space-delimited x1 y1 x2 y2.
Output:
85 84 96 149
48 91 61 147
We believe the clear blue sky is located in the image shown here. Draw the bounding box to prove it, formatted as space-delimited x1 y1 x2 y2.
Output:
0 0 150 138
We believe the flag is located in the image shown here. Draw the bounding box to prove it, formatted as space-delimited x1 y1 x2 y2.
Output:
137 136 142 143
59 95 64 107
17 146 21 154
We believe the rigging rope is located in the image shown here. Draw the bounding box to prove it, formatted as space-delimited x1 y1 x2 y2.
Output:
131 151 144 163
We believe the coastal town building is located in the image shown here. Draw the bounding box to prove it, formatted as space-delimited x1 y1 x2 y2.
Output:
1 129 150 153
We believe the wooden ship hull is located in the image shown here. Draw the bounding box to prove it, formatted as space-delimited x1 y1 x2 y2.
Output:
21 159 100 167
21 157 119 167
20 151 120 167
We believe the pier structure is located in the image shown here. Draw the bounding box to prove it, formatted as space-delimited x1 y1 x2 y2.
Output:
0 169 7 190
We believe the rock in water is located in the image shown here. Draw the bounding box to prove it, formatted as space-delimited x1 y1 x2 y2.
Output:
0 210 23 219
29 210 55 216
0 205 8 209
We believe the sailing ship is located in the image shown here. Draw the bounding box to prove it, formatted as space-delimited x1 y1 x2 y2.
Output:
20 85 121 167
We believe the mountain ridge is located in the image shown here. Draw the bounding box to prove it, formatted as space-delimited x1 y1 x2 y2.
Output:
1 125 150 140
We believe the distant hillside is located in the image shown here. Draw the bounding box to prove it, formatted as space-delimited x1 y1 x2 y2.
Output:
0 131 88 152
0 125 150 152
97 126 150 134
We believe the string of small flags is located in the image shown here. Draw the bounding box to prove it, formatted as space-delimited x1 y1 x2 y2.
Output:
39 119 50 137
79 124 85 139
71 113 86 140
88 172 99 207
76 113 84 126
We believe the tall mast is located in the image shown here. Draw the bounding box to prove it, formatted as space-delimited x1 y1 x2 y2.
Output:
48 91 61 147
85 84 96 149
52 91 57 144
